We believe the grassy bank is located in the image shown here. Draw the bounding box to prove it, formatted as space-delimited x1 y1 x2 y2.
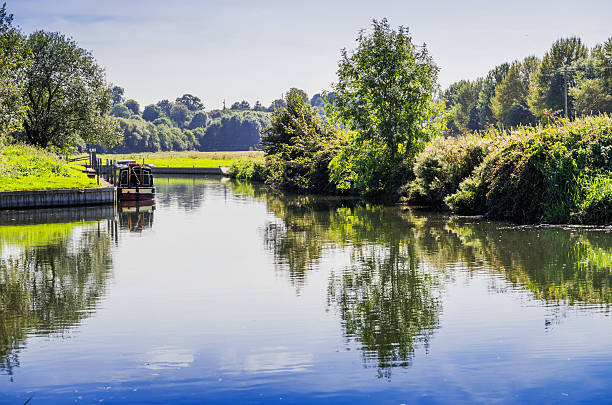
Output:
0 145 98 191
101 151 262 168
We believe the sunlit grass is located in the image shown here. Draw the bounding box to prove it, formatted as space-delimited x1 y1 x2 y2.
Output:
101 151 263 167
0 145 98 191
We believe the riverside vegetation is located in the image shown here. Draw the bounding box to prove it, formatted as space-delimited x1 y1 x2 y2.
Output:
0 1 610 225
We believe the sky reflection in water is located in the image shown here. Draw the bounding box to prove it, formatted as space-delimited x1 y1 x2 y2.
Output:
0 176 611 404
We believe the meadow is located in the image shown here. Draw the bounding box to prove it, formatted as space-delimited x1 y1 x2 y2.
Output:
101 151 262 168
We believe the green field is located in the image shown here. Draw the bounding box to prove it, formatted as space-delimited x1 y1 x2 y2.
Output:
0 145 98 191
101 151 263 168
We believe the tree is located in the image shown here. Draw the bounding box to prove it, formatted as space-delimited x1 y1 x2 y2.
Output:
124 99 139 115
188 111 207 129
175 93 203 111
169 102 189 127
0 3 29 138
142 104 162 122
156 99 172 116
477 63 509 128
570 78 612 116
21 31 121 150
327 19 443 194
491 62 529 126
110 104 130 118
253 100 266 111
268 99 286 111
260 88 342 192
528 37 589 119
111 86 124 105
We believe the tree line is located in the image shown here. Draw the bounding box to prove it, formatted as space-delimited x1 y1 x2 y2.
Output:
443 37 612 134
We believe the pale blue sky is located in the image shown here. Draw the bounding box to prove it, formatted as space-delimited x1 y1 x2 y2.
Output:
9 0 612 109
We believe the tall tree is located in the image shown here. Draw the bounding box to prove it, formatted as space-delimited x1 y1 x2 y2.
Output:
156 99 172 116
528 37 589 119
142 104 162 122
477 63 509 129
21 31 120 150
327 19 443 194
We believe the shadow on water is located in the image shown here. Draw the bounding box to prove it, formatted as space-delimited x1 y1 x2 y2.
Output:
228 180 612 377
0 207 118 378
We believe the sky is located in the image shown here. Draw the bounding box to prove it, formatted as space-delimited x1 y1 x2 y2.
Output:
8 0 612 109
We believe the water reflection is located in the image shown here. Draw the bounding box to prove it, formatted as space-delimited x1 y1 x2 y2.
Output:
229 181 612 376
0 209 115 377
118 202 155 233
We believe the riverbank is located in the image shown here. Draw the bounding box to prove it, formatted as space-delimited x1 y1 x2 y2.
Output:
228 114 612 225
0 144 98 191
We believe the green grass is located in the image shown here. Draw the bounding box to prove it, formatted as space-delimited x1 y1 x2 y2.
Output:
0 144 98 191
101 151 263 168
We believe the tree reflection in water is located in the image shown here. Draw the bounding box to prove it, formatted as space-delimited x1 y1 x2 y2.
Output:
229 180 612 377
0 221 113 377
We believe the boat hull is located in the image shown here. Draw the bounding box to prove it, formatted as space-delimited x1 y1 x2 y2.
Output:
118 187 155 201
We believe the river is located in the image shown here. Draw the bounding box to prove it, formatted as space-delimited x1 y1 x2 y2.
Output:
1 176 611 404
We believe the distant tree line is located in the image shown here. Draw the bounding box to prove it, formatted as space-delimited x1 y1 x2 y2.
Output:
104 89 330 153
443 37 612 134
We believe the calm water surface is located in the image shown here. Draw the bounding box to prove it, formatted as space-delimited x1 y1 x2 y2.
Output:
1 176 611 404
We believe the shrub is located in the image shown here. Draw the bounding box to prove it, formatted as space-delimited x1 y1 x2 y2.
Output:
405 133 491 206
575 174 612 225
446 115 612 224
228 158 267 182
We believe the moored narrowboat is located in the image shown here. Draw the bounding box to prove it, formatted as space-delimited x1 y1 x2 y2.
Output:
117 162 155 201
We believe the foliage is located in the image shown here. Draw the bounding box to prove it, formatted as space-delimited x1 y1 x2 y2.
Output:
124 98 140 115
405 133 491 206
111 85 124 105
175 93 203 111
169 102 189 128
327 19 443 195
142 104 162 122
20 31 121 151
0 144 97 190
188 111 207 129
227 157 268 181
446 115 612 224
110 104 131 118
260 88 343 192
528 37 589 119
575 174 612 225
0 3 29 138
570 78 612 117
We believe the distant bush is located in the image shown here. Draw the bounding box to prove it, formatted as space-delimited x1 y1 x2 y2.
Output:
405 133 491 207
446 115 612 224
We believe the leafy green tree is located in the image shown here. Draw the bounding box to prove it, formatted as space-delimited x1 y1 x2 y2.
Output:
175 93 203 111
169 102 189 127
327 19 443 195
0 3 29 138
491 62 530 126
592 37 612 94
188 111 207 129
21 31 121 150
142 104 162 122
477 63 509 128
124 98 139 115
253 100 266 111
110 104 131 118
570 78 612 116
260 88 343 192
528 37 589 119
111 86 124 105
444 80 482 133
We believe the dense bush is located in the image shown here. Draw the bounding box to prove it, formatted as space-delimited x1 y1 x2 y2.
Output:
446 115 612 224
405 134 491 206
228 158 268 182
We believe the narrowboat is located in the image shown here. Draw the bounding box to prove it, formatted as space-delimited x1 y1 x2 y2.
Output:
117 162 155 201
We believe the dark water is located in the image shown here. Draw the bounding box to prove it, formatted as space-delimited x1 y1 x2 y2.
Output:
1 176 611 404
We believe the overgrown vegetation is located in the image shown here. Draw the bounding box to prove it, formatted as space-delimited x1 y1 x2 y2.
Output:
445 115 612 224
102 151 262 168
0 144 97 191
